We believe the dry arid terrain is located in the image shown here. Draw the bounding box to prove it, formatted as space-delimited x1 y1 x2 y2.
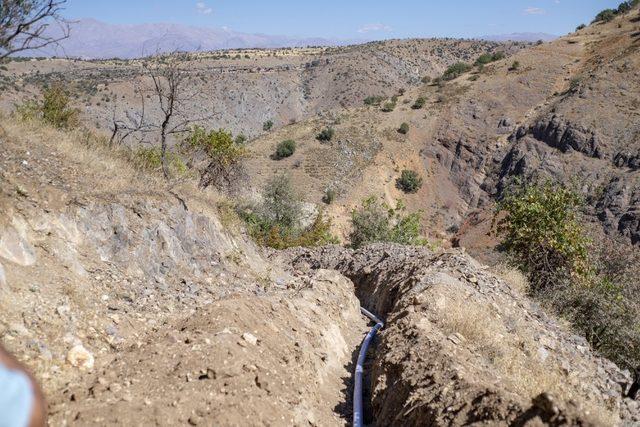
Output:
1 4 640 427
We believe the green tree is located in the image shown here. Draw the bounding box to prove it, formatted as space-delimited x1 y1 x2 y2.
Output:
41 85 79 129
398 122 410 134
316 127 335 142
442 62 472 81
185 126 247 189
275 139 296 159
349 197 426 249
495 181 589 293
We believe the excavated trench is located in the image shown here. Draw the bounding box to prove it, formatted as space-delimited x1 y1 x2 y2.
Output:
284 244 640 426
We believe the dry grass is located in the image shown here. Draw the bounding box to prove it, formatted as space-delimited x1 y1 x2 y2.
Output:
493 264 529 294
435 294 616 425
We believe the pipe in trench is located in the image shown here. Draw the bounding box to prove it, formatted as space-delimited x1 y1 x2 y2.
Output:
353 307 384 427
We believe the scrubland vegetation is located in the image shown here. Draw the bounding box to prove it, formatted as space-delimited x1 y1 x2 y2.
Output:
496 182 640 372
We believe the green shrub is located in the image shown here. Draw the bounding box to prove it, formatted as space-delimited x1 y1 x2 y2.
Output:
239 174 337 248
322 187 337 204
509 60 520 71
263 120 274 131
576 24 586 31
495 182 589 292
474 52 505 66
495 181 640 370
134 147 187 175
381 101 396 112
396 170 423 193
442 62 472 81
185 126 247 189
592 8 616 23
275 139 296 159
421 76 431 84
398 122 410 134
349 197 426 249
316 127 335 142
41 85 79 129
364 95 385 106
411 97 426 109
234 134 247 145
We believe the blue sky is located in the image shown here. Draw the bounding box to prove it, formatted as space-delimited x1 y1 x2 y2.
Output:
62 0 623 39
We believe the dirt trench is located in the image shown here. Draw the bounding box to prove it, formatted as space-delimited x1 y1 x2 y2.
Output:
282 244 640 426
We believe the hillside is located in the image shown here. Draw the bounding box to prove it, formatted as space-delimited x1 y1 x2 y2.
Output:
0 38 524 138
0 119 638 425
240 7 640 252
2 4 640 427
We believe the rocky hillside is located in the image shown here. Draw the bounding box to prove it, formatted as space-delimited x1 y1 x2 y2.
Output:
0 38 523 138
239 7 640 251
1 116 639 425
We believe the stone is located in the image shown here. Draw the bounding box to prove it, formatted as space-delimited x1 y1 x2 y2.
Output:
67 345 95 370
0 225 36 266
242 332 258 346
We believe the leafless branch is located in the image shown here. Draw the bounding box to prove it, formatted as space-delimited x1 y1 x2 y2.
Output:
0 0 70 60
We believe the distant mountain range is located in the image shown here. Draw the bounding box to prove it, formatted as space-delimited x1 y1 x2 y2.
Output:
31 18 360 59
25 19 559 59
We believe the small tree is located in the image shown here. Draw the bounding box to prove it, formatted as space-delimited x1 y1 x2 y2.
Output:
262 174 301 229
316 127 335 142
381 101 396 112
398 122 410 134
442 62 472 81
349 197 426 249
495 181 589 293
412 97 426 109
275 139 296 159
41 84 78 128
185 126 247 190
263 120 273 131
396 169 423 193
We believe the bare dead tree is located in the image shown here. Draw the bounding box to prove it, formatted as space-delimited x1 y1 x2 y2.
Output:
142 53 214 179
0 0 70 60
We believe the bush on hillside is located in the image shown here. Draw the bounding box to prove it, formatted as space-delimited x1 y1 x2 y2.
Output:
16 85 79 129
398 122 410 134
263 120 274 131
316 127 335 142
349 197 427 249
411 97 426 109
495 181 640 371
592 8 617 23
322 187 337 204
576 24 586 31
396 169 423 193
442 62 472 81
134 147 187 175
509 61 520 71
239 174 337 249
474 52 505 66
275 139 296 159
185 126 247 189
381 101 396 112
364 95 385 106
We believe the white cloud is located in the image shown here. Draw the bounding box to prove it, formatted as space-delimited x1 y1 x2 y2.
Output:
524 7 546 15
357 23 393 34
196 2 213 15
